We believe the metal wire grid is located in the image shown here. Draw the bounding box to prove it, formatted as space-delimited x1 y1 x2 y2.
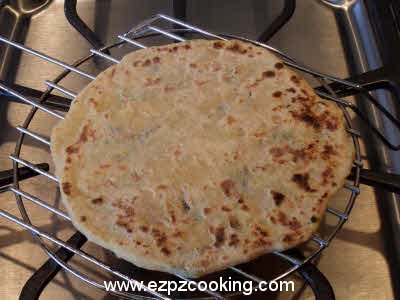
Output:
0 14 362 299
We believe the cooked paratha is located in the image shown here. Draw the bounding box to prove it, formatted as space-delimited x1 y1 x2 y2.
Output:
51 39 354 278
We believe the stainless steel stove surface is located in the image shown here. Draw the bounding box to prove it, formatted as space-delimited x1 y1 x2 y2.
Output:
0 0 396 299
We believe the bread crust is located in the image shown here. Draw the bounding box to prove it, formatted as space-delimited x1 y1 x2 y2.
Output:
51 39 354 278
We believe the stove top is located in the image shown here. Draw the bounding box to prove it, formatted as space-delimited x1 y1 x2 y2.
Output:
0 1 398 299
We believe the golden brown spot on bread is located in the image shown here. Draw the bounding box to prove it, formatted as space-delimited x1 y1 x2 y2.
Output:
229 234 240 247
273 91 282 98
288 144 316 163
322 144 336 160
253 131 267 138
220 179 235 197
277 211 289 226
189 63 197 68
292 173 316 192
181 198 191 212
142 59 151 66
214 226 226 247
91 197 103 205
213 41 224 49
290 105 339 132
156 184 168 190
286 87 296 93
253 238 271 247
169 211 176 223
269 147 285 158
152 228 167 247
326 116 339 130
275 62 284 69
130 172 141 182
311 216 318 223
322 167 334 184
139 225 148 232
227 42 247 54
283 233 297 243
66 143 80 155
173 231 182 237
145 77 161 86
229 216 241 229
290 110 321 131
263 70 275 78
161 247 171 256
221 206 232 212
255 225 269 237
241 204 250 211
62 182 72 195
79 123 96 143
203 207 211 215
271 191 285 206
227 115 236 125
253 165 266 172
153 57 160 63
89 98 99 109
164 85 175 92
291 75 300 85
301 89 308 95
194 79 207 86
289 217 302 230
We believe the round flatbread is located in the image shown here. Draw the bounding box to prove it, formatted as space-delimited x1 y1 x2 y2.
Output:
51 39 354 278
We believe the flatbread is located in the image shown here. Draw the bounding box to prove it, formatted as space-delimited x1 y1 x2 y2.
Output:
51 39 354 278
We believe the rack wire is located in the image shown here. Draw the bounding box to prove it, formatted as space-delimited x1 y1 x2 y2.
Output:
0 14 363 299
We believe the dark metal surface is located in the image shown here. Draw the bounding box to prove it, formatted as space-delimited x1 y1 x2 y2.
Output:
64 0 104 49
257 0 295 42
0 163 49 187
19 231 87 300
322 0 400 298
363 1 400 298
349 168 400 195
0 81 71 111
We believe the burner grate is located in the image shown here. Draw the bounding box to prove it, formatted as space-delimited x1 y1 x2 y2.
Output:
0 14 365 299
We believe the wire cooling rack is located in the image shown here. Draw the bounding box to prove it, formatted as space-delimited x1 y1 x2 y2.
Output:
0 14 363 299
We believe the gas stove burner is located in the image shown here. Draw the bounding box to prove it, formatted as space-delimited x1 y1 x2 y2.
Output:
0 1 399 299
